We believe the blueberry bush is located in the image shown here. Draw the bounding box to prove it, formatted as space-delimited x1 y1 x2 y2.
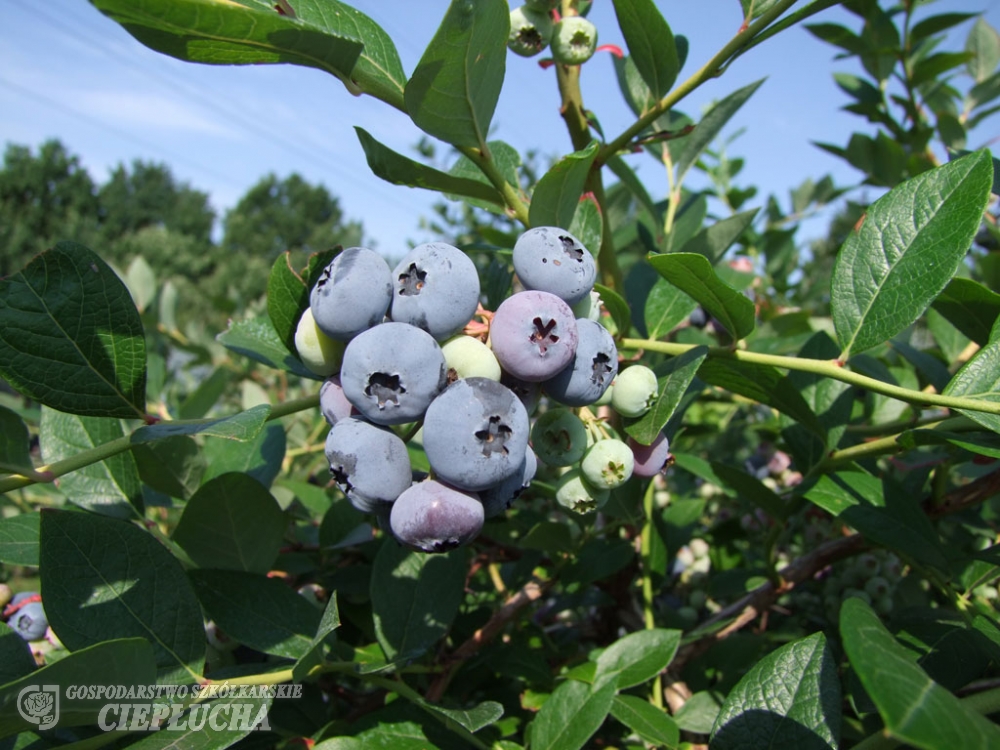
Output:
2 1 1000 748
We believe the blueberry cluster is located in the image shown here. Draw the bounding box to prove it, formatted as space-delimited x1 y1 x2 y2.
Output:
1 586 48 641
303 229 671 553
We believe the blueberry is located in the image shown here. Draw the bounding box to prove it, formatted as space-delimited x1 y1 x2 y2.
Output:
319 375 355 426
389 480 484 553
422 378 530 491
611 364 658 418
513 227 596 305
324 417 412 513
688 307 708 328
390 243 481 341
508 5 553 57
629 433 672 477
9 601 47 641
580 438 635 489
340 322 448 426
555 468 608 514
0 584 10 609
543 318 618 406
550 16 598 66
501 372 542 415
480 446 537 518
531 407 588 467
490 290 579 382
441 335 501 383
294 307 345 377
310 247 393 341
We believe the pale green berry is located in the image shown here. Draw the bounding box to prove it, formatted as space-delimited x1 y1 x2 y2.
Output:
551 16 598 66
555 468 609 513
689 538 710 559
0 583 11 609
611 365 658 417
508 5 553 57
531 407 588 467
441 335 501 382
294 307 345 376
580 438 634 489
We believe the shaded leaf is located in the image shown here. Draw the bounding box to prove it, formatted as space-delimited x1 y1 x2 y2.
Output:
0 242 146 419
679 209 758 266
569 193 603 258
943 319 1000 434
132 404 271 444
201 421 287 488
593 629 682 690
530 678 616 750
0 407 33 476
218 316 318 379
840 597 1000 750
0 622 36 685
831 150 993 358
132 435 205 500
39 509 205 682
610 695 679 749
712 632 840 750
293 594 341 682
626 347 707 445
644 278 698 339
404 0 507 148
594 283 632 339
529 141 600 230
0 514 39 566
931 277 1000 347
711 462 787 520
448 140 523 213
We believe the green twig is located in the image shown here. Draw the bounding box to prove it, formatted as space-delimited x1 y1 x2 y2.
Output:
640 479 665 710
618 338 1000 417
457 145 530 227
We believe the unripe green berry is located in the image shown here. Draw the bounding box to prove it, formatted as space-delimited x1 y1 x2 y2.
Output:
0 583 11 609
441 335 501 382
864 576 890 599
555 468 609 514
689 589 707 611
294 307 345 376
611 365 658 417
551 16 598 66
508 6 553 57
580 438 634 489
689 538 710 560
531 408 589 467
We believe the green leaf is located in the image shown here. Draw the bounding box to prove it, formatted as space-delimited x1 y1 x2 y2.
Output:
0 515 39 566
189 569 321 660
607 156 661 224
568 193 603 257
711 462 787 520
675 80 764 185
268 250 315 356
831 150 994 359
218 316 318 379
530 678 616 750
943 321 1000 434
0 623 36 686
740 0 782 20
563 538 634 588
931 277 1000 347
201 421 286 488
90 0 406 108
122 692 272 748
448 140 523 212
841 597 1000 750
675 691 721 734
132 404 271 445
626 347 707 445
678 209 758 266
529 141 600 230
697 358 825 436
647 253 755 340
644 279 698 340
132 435 206 500
0 242 147 419
172 473 285 574
293 593 341 682
594 283 632 339
0 639 156 739
966 18 1000 83
613 55 657 117
0 407 33 476
610 695 679 748
593 629 682 690
425 700 505 734
910 13 977 42
612 0 679 100
712 632 841 750
370 541 467 662
177 367 232 420
39 510 205 682
39 408 142 520
404 0 507 149
356 127 504 205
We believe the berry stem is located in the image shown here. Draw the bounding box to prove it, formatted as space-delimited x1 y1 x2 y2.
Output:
639 478 665 710
456 145 530 226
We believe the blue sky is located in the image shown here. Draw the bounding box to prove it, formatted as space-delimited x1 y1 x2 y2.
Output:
1 0 997 258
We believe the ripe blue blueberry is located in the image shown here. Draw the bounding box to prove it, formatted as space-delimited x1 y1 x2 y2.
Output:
389 480 484 553
324 417 412 513
490 290 579 382
480 446 537 518
340 322 448 425
9 600 47 641
543 318 618 406
513 227 596 305
390 242 481 341
422 378 530 491
310 247 393 341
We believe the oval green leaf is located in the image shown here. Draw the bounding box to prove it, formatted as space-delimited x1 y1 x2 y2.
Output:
529 141 600 230
0 242 147 419
832 149 994 359
530 678 616 750
593 628 682 690
943 319 1000 434
0 514 39 567
612 0 679 100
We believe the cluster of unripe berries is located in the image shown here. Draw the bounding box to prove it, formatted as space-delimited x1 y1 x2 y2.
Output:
508 0 598 64
1 585 48 641
296 227 671 553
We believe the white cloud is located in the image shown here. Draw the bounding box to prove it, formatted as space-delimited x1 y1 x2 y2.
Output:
64 89 242 139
